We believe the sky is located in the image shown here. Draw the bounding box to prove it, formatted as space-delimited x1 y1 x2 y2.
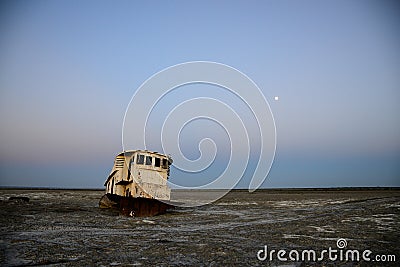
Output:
0 0 399 189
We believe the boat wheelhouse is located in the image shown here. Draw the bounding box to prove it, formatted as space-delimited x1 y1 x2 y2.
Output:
104 150 172 200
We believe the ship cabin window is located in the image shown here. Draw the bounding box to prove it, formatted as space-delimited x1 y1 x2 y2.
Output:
137 154 144 164
145 156 152 165
129 157 134 172
155 157 160 167
162 158 168 169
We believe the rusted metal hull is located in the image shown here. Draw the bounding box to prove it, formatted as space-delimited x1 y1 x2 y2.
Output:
99 193 174 217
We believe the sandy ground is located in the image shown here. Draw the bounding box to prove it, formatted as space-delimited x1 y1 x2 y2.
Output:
0 188 399 266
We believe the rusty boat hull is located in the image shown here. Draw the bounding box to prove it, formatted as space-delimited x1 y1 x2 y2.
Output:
99 193 175 217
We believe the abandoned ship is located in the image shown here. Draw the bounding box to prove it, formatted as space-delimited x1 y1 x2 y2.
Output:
99 150 174 216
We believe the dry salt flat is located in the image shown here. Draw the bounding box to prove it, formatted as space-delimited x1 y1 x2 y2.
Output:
0 188 399 266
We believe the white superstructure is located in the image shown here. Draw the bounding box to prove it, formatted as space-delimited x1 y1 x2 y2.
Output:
104 150 172 200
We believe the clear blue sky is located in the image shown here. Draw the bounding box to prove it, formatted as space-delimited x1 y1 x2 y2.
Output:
0 0 399 188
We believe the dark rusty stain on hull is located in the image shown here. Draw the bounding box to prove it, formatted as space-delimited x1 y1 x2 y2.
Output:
99 193 174 217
